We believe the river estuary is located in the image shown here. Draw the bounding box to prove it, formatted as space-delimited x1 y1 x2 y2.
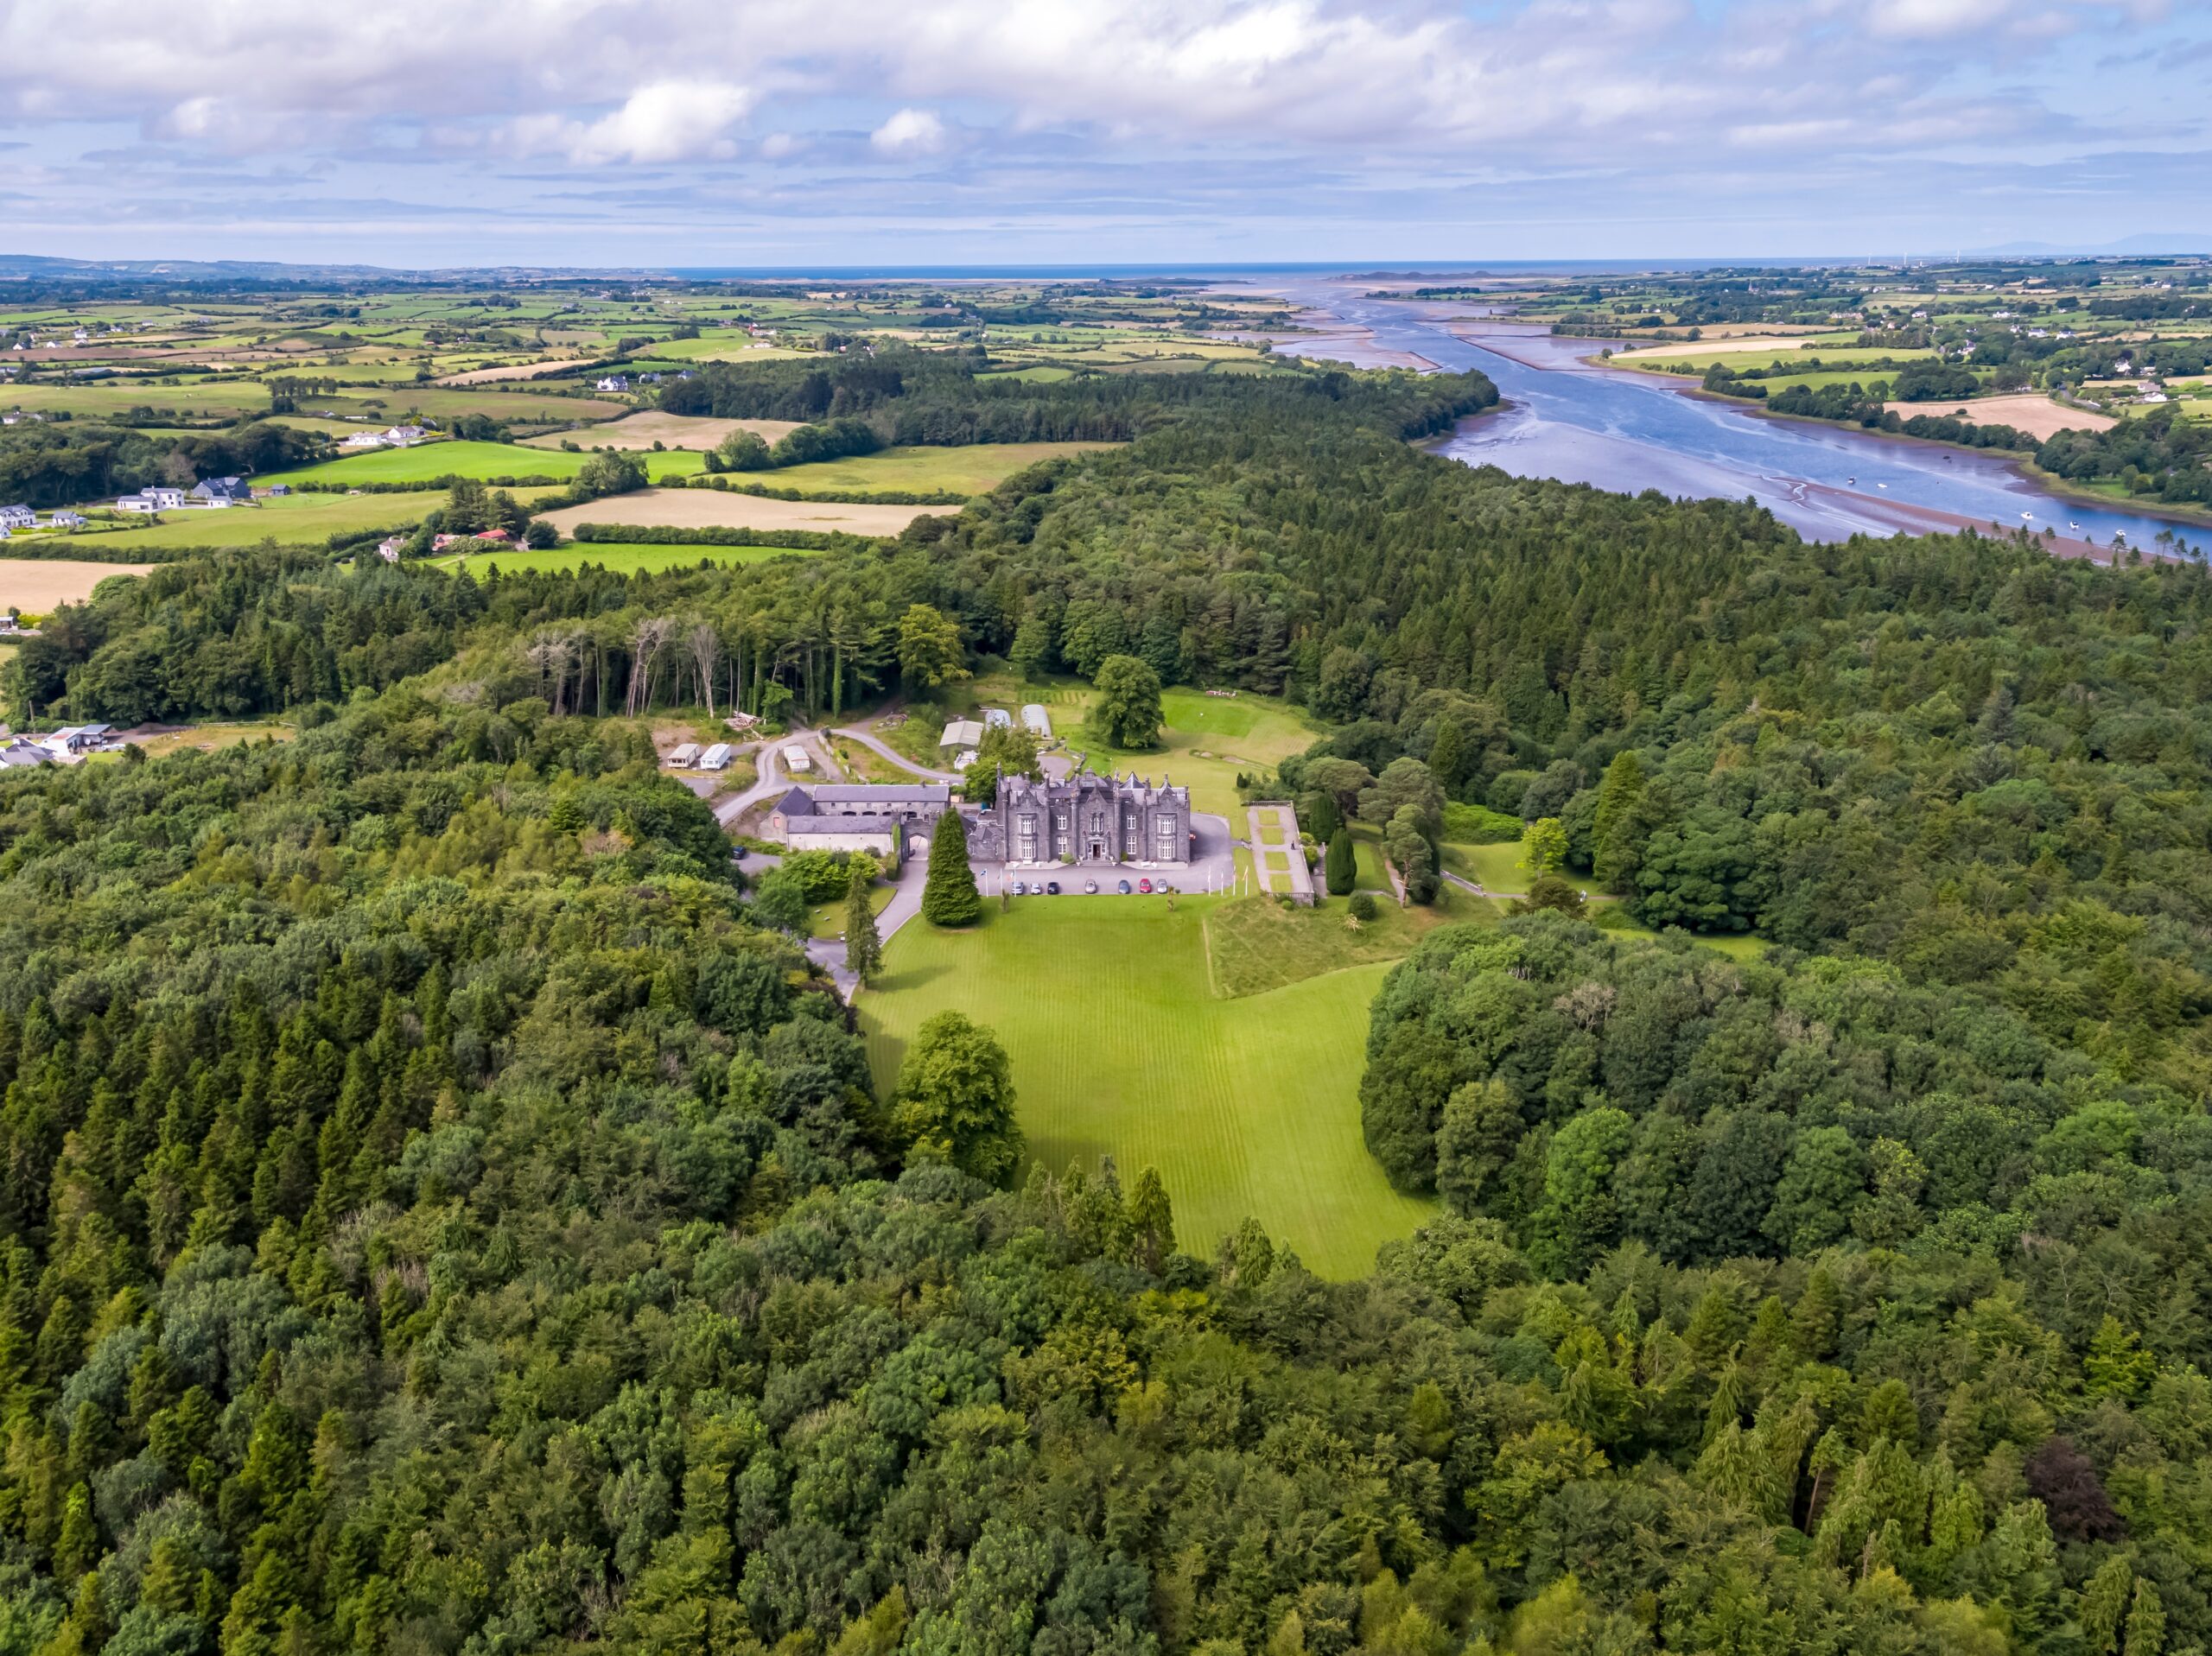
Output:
1270 282 2206 559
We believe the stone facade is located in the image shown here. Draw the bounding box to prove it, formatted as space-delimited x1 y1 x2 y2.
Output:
980 771 1192 867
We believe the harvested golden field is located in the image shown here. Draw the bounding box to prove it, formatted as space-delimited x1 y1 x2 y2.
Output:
0 558 155 610
534 488 937 538
1882 392 2115 440
519 412 804 451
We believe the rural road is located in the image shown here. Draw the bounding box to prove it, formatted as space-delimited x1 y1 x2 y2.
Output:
807 846 931 999
710 725 848 826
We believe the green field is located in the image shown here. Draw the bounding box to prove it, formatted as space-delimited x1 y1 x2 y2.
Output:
861 898 1435 1278
61 488 562 552
3 380 276 420
264 440 702 487
766 441 1121 497
432 542 821 577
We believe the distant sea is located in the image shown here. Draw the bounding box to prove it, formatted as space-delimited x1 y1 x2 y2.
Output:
663 259 1866 281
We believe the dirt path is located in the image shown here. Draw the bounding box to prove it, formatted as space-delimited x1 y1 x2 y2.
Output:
832 723 962 782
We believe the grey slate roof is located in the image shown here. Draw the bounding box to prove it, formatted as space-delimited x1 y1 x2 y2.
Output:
810 784 950 806
785 815 901 835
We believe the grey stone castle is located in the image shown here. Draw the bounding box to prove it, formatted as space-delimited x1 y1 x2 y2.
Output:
973 771 1192 867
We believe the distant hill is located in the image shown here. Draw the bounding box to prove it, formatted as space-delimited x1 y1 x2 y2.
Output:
1972 233 2212 256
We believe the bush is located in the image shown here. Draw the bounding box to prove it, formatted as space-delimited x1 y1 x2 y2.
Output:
1440 800 1524 844
1348 891 1379 922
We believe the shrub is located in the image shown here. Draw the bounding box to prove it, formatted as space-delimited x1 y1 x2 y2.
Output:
1349 891 1379 922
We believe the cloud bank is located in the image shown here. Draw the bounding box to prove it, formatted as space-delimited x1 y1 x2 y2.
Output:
0 0 2202 263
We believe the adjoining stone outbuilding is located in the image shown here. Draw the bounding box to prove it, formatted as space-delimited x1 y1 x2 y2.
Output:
766 783 957 873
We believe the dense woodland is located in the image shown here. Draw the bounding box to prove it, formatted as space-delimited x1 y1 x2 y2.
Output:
3 350 2212 1651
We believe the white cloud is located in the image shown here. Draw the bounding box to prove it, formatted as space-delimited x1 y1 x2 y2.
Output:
0 0 2196 259
1864 0 2018 36
871 107 949 156
500 79 753 165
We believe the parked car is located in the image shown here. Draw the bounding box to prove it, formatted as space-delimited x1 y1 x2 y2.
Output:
1138 879 1152 893
1117 879 1132 894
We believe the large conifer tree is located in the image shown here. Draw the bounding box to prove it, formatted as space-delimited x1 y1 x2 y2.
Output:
921 808 982 927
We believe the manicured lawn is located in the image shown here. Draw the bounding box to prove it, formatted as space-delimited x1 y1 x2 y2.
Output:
263 440 702 487
861 898 1436 1278
766 441 1121 498
432 542 820 578
1440 836 1531 893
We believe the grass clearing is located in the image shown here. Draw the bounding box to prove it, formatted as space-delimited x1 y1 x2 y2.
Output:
861 898 1435 1277
0 559 156 608
433 542 821 578
1596 918 1770 961
122 720 295 759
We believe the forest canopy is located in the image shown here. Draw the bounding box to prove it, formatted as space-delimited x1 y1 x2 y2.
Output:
1 345 2210 1653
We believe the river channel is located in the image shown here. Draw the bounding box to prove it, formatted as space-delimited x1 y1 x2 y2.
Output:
1270 282 2206 558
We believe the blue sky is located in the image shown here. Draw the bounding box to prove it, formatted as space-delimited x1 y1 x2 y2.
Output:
1 0 2205 267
